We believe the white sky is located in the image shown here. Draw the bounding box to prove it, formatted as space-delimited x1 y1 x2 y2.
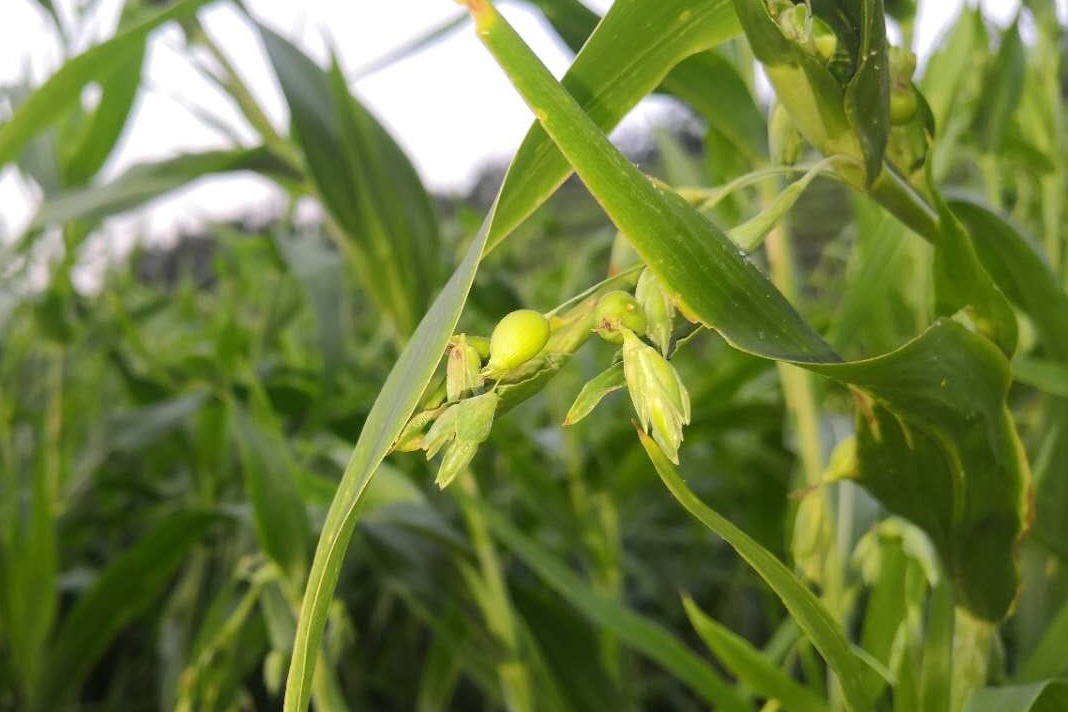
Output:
0 0 1045 244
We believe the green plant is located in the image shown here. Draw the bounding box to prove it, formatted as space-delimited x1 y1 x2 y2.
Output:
1 0 1066 711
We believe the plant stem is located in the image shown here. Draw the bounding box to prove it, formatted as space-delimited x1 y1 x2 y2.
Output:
456 471 533 712
761 181 851 702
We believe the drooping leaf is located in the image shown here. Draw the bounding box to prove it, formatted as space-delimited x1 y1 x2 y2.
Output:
638 429 873 711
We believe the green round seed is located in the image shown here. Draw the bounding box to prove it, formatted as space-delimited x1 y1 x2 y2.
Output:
487 309 550 373
594 290 647 343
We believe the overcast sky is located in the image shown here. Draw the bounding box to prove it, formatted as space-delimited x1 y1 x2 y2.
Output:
0 0 1042 243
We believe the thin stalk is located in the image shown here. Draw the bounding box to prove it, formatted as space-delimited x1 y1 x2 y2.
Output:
560 400 623 684
950 611 993 712
456 471 533 712
193 20 303 172
760 182 849 705
760 184 825 487
867 164 940 241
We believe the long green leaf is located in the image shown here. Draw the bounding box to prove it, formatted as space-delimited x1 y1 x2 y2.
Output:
28 147 295 231
524 0 767 163
0 0 213 168
972 18 1027 153
282 201 494 712
62 38 145 186
948 198 1068 360
35 510 222 712
232 403 311 589
488 0 743 250
1016 595 1068 683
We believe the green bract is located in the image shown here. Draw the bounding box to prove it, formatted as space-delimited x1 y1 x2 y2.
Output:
486 309 550 374
635 269 675 355
447 335 484 402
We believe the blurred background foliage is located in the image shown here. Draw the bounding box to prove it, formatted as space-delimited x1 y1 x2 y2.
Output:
1 0 1066 710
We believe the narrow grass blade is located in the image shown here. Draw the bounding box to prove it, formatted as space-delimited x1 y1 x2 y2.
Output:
258 26 440 336
28 148 295 231
972 19 1026 153
1012 357 1068 398
682 594 830 712
638 429 873 711
488 0 742 249
62 39 145 186
463 492 750 712
282 202 494 712
232 404 311 589
949 198 1068 360
1015 596 1068 683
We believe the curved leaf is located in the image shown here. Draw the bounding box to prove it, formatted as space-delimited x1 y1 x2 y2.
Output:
28 147 293 231
639 430 873 710
283 199 494 712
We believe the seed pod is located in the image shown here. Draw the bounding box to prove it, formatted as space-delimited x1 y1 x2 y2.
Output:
889 85 918 125
486 309 550 375
888 47 919 125
594 290 646 343
622 331 691 464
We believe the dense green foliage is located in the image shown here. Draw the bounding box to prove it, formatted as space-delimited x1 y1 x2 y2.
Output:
1 1 1066 710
